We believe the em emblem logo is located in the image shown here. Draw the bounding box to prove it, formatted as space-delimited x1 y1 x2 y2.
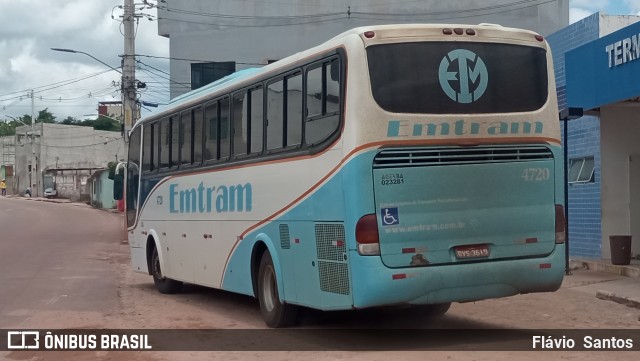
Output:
438 49 488 104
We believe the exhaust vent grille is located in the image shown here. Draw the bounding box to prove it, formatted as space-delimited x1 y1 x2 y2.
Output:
373 146 552 168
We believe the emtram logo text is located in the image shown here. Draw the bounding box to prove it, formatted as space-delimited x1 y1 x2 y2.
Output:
169 182 252 214
387 119 544 137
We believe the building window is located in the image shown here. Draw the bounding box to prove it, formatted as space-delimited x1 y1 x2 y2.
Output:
568 156 595 183
191 62 236 90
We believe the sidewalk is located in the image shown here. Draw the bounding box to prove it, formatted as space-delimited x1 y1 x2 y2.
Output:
567 258 640 311
8 195 72 203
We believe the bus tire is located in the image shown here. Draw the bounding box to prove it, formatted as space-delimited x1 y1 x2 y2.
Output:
257 251 298 328
151 247 183 294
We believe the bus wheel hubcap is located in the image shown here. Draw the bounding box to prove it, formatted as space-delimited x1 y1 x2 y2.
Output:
262 267 276 312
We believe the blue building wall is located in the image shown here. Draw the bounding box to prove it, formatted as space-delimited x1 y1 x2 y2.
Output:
548 13 603 258
547 12 600 110
566 117 602 258
90 170 116 209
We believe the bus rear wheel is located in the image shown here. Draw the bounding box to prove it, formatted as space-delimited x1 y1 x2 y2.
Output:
257 251 298 328
151 247 183 294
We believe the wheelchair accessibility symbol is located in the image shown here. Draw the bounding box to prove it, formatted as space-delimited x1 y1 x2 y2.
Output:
381 207 400 226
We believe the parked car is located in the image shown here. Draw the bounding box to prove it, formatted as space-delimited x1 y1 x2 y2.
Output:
44 187 57 198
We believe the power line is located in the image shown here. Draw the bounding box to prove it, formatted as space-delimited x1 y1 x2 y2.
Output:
156 15 349 28
152 0 557 24
154 2 344 20
352 0 548 16
136 54 263 66
0 69 118 102
136 60 191 89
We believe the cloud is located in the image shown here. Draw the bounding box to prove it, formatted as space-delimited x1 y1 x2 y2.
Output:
570 0 610 11
624 0 640 14
0 0 169 120
569 7 597 23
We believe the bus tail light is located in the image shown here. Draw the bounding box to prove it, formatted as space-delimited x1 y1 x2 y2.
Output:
555 204 566 244
356 214 380 255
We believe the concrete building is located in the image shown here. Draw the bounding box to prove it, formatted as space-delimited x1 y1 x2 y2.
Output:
157 0 569 99
14 123 125 201
0 135 15 194
98 101 124 119
88 169 116 209
547 13 640 261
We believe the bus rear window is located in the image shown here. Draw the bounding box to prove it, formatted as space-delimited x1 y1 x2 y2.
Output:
367 42 548 114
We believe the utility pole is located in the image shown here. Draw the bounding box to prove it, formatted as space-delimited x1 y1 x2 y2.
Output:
29 89 38 197
122 0 137 143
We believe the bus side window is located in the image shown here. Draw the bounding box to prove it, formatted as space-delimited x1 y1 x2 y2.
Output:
153 121 160 170
305 59 340 145
249 86 264 154
170 115 180 167
205 101 219 161
266 80 284 150
219 98 231 159
286 73 302 147
326 59 341 114
193 106 204 164
159 118 170 169
180 110 193 165
233 92 248 156
180 110 193 166
142 123 154 172
306 66 322 118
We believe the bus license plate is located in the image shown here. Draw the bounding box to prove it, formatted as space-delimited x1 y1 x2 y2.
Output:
455 244 490 259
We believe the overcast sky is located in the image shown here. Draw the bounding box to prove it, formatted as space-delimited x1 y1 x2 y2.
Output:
0 0 169 122
1 0 639 122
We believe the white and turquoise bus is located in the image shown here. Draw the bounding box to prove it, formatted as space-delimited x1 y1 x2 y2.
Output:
119 23 566 328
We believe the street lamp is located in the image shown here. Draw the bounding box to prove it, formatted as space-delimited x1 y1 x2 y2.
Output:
50 48 122 74
4 114 29 127
50 47 136 142
83 114 122 122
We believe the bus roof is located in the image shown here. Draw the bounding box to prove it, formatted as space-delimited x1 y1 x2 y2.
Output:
160 68 262 112
133 23 543 128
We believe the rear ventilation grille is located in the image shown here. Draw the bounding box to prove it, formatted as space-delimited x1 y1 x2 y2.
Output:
373 146 553 168
315 223 350 295
279 224 290 250
318 261 350 295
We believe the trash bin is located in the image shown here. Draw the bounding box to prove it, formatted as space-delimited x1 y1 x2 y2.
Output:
609 235 632 265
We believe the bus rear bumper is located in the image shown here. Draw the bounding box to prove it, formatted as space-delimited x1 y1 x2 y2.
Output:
350 244 565 309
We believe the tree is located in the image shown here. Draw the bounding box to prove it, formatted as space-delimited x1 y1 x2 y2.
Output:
6 109 122 132
0 122 15 137
92 116 120 131
0 116 31 136
37 108 57 123
61 116 81 125
17 109 56 125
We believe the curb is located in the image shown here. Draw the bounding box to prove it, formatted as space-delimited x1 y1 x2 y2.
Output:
24 198 72 204
596 290 640 310
582 260 640 278
570 259 640 278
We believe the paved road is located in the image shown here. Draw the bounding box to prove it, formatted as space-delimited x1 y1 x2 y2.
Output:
0 197 125 329
1 198 638 360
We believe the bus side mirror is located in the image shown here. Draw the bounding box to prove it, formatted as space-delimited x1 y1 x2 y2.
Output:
113 174 124 200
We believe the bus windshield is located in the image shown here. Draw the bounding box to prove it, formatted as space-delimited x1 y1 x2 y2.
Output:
366 42 548 114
